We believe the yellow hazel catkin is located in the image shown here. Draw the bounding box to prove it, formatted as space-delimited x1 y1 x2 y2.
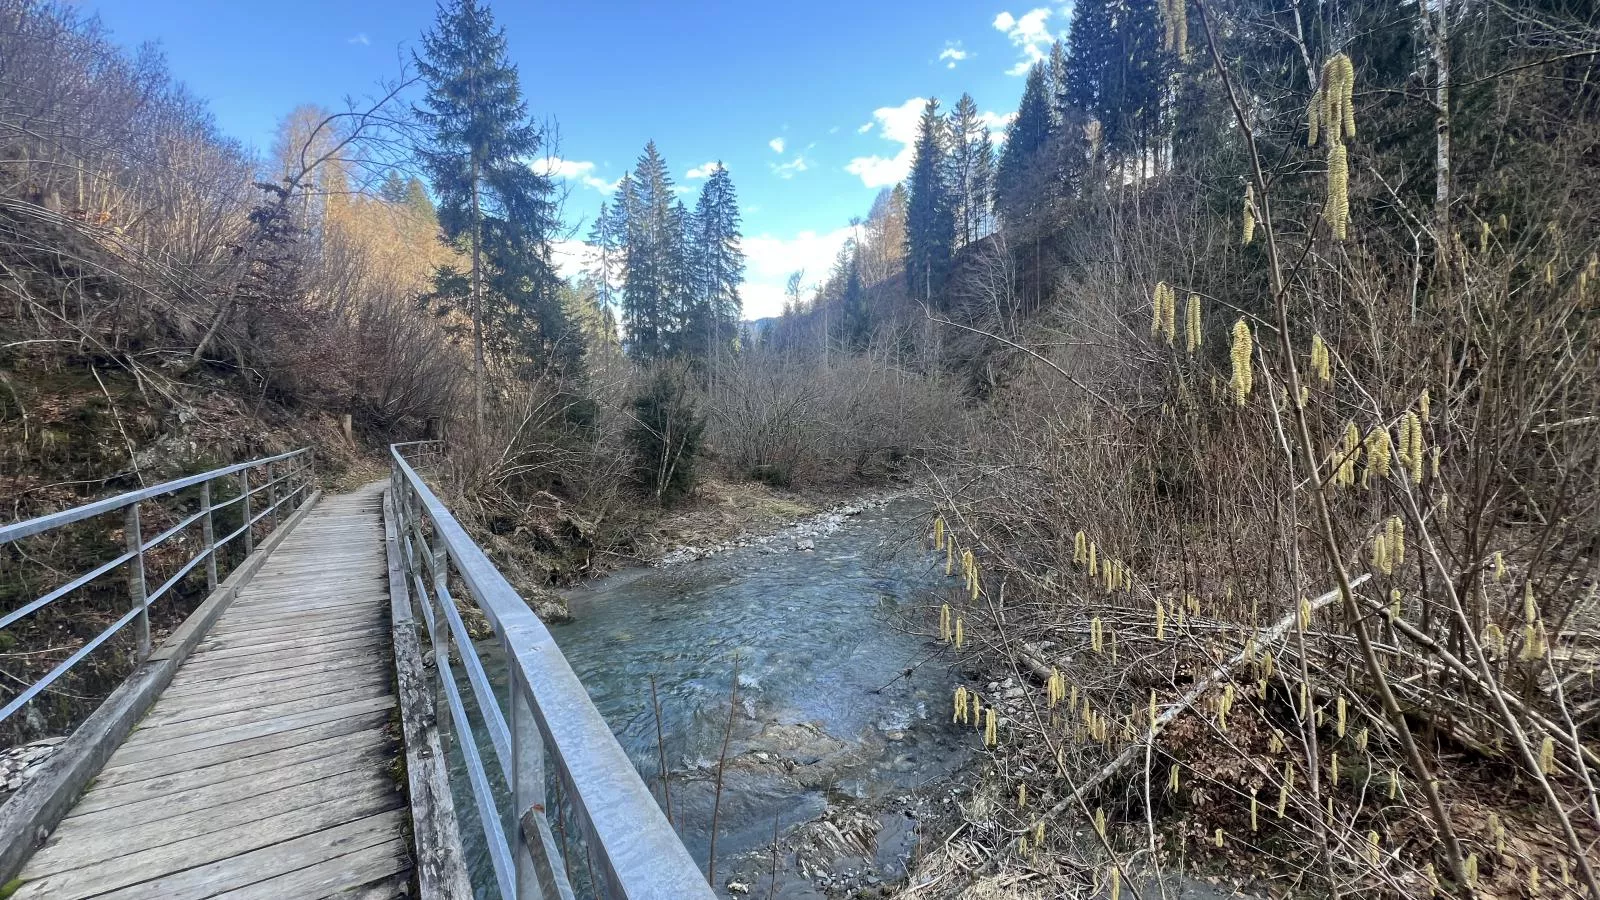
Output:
1230 319 1254 404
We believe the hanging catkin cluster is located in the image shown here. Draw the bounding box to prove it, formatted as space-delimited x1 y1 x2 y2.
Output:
1229 319 1253 404
1311 54 1356 239
1364 426 1393 484
1185 293 1202 353
1152 282 1177 344
1242 183 1256 245
1521 582 1548 661
1161 0 1187 59
1309 334 1331 383
1336 421 1362 487
1397 411 1425 483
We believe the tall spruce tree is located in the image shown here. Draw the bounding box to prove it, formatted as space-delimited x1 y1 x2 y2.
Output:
1063 0 1113 118
1099 0 1165 166
904 98 955 306
841 241 868 348
947 94 994 249
586 200 620 319
415 0 566 427
994 62 1055 229
688 163 744 368
618 143 681 361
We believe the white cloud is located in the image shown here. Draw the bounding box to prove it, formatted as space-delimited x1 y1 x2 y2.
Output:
993 7 1055 75
549 238 590 280
857 121 874 134
769 156 809 179
741 226 856 319
844 97 925 189
828 125 840 134
940 42 969 69
530 156 620 193
979 110 1017 135
768 137 785 153
685 161 723 179
347 32 370 46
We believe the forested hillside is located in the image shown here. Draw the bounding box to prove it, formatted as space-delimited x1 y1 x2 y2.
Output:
3 0 1599 895
758 0 1597 897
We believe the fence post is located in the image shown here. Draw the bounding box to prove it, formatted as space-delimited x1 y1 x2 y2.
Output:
510 662 554 897
266 460 279 531
200 480 218 592
124 502 150 661
239 468 254 555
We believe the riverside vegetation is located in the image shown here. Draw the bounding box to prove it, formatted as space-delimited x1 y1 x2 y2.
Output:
3 0 1599 897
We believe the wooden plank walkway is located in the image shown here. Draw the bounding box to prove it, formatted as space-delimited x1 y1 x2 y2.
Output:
14 484 412 899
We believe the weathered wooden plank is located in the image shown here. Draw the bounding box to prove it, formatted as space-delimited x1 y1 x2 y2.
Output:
137 669 389 727
214 597 383 622
156 641 385 682
106 694 396 767
16 779 401 897
25 768 395 876
23 811 408 900
204 615 386 643
160 653 377 698
172 632 387 672
67 728 388 818
205 838 411 900
93 710 388 786
125 681 389 741
184 628 386 664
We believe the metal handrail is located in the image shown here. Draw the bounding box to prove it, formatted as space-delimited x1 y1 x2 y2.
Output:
388 444 713 900
0 449 315 726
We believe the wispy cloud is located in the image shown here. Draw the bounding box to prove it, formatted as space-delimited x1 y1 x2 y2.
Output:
770 156 809 179
844 97 924 189
347 32 370 46
685 161 723 179
939 41 969 69
530 156 620 193
768 137 786 154
993 8 1055 76
979 110 1017 134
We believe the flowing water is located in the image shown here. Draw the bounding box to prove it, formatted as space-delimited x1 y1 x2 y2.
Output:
449 497 974 897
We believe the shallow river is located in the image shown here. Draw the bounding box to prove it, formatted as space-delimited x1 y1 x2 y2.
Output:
453 498 974 897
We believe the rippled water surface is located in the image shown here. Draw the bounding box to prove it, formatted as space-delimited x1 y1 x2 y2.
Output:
450 498 971 896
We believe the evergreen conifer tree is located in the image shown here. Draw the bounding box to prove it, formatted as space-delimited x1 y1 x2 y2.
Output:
947 94 994 249
415 0 568 426
904 98 955 306
994 62 1055 229
619 143 681 361
689 163 744 368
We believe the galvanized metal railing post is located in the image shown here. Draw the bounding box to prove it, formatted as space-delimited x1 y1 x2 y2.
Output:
510 659 550 898
238 468 254 555
200 480 218 592
266 460 279 531
123 502 150 661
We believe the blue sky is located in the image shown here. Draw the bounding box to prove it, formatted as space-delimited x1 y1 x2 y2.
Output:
86 0 1068 318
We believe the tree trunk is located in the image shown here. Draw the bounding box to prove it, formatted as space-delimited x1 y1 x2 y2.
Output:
470 155 486 434
1426 0 1452 268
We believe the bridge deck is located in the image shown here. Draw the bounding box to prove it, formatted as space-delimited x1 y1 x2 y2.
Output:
14 484 411 899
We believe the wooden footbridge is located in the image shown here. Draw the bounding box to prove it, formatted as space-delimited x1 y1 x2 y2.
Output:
0 446 713 899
